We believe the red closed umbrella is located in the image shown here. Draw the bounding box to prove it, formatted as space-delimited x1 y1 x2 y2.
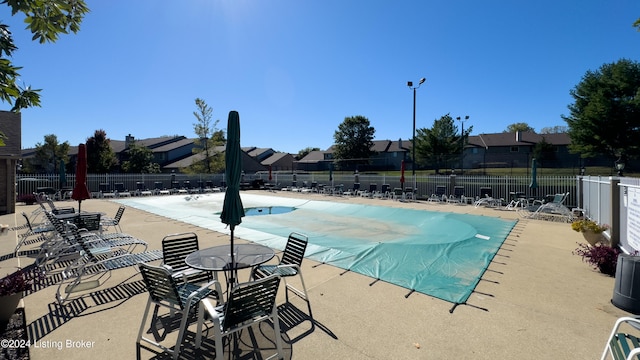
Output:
72 143 91 212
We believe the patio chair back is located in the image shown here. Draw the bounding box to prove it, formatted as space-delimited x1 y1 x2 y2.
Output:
162 232 211 283
139 262 184 308
114 206 125 223
162 232 200 272
222 274 280 331
72 213 102 232
281 232 308 267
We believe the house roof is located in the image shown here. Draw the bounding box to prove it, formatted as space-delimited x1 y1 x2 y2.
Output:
110 136 188 153
261 152 291 166
387 140 409 152
298 150 326 163
163 152 206 169
467 132 571 148
246 147 272 158
146 137 194 153
371 140 391 152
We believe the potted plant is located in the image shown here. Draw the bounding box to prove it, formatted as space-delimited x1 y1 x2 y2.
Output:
573 242 621 276
571 218 609 246
0 268 38 322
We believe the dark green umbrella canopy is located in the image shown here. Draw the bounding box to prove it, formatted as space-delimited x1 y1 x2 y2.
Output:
220 111 245 284
329 163 333 186
59 159 67 188
220 110 245 229
529 158 538 189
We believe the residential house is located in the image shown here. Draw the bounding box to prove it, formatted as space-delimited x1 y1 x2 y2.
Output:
262 152 295 172
464 131 592 170
297 132 612 172
0 111 20 214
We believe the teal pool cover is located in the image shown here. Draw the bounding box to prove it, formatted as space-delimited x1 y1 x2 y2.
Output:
117 193 517 305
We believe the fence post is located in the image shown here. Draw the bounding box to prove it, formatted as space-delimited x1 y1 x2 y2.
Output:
610 178 620 248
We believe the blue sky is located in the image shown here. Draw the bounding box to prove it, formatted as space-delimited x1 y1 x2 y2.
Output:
7 1 640 154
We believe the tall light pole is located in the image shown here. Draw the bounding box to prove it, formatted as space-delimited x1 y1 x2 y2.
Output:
457 115 469 174
407 77 425 176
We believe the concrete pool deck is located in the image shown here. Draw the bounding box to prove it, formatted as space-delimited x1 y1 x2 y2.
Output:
0 190 632 359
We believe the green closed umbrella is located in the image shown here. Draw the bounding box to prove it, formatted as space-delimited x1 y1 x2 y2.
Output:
329 163 333 187
529 158 538 197
59 159 67 189
220 110 245 285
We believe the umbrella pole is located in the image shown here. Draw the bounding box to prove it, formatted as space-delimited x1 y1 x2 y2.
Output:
230 226 235 287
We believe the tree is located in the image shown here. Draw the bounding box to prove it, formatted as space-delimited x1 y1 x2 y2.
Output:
188 98 224 174
296 147 319 160
504 123 535 133
332 115 375 169
21 134 69 173
415 113 471 173
532 137 556 165
86 129 118 173
540 125 568 134
121 143 159 173
562 59 640 163
0 1 88 145
0 1 88 111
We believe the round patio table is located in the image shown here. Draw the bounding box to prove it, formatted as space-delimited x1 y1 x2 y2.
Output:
185 244 275 286
185 243 275 291
185 244 275 272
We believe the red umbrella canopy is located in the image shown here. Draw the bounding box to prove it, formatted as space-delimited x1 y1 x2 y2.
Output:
400 160 405 184
72 143 90 202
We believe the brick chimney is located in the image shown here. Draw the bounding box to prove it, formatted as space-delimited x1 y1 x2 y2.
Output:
125 134 135 149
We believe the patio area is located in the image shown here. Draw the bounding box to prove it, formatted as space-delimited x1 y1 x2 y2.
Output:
0 190 632 359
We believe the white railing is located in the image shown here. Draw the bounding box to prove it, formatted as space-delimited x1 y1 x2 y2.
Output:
18 172 579 206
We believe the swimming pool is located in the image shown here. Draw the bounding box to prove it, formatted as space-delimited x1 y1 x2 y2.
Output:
116 193 517 304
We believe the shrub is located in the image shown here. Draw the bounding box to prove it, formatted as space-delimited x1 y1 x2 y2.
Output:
0 268 41 297
573 243 620 276
571 219 609 234
16 193 36 205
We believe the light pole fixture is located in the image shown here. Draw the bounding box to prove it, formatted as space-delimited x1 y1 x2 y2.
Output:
615 157 625 177
407 77 426 176
456 115 469 174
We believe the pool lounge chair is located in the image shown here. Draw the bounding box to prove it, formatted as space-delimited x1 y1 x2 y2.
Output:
55 226 163 305
403 187 415 201
428 185 447 203
601 316 640 360
15 212 55 255
100 183 116 198
447 186 465 204
392 187 404 201
114 182 131 197
474 194 502 208
519 192 574 222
